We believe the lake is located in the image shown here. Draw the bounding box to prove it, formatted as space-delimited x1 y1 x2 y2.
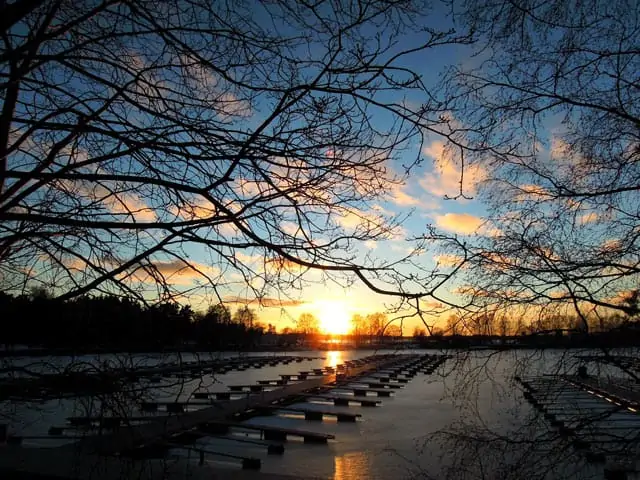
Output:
0 348 637 479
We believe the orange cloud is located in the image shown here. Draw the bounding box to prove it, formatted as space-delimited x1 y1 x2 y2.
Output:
578 212 599 224
81 181 157 222
170 198 217 221
421 141 486 197
434 254 465 267
224 296 307 307
264 256 306 274
600 239 622 253
335 208 386 232
104 192 156 222
235 252 261 264
550 137 571 159
387 183 422 207
453 285 492 297
133 260 220 285
516 184 551 202
435 213 483 234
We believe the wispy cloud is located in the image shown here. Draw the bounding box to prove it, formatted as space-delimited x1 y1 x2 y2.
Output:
420 141 486 198
169 198 217 221
103 191 156 222
578 211 599 224
434 254 466 267
131 259 220 285
224 296 307 307
387 183 422 207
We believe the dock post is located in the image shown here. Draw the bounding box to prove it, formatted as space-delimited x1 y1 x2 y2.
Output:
337 414 356 423
268 444 285 455
304 411 323 421
242 458 261 470
264 430 287 441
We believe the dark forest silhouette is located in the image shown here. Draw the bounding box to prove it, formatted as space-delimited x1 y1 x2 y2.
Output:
0 291 264 350
2 289 639 353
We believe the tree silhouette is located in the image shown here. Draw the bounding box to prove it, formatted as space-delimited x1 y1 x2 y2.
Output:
365 312 386 336
232 305 256 329
0 0 470 310
295 312 320 335
433 0 640 332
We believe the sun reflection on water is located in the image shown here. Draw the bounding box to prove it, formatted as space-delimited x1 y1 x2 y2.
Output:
325 350 343 368
334 451 371 480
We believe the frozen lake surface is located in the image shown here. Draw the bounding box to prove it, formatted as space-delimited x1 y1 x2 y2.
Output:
1 348 637 479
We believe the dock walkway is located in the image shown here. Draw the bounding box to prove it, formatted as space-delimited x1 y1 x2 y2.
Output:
0 353 436 479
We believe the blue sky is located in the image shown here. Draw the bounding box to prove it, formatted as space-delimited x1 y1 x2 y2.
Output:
174 21 494 331
4 1 532 332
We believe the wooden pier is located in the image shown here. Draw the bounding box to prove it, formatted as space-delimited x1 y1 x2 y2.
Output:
0 354 323 401
254 405 361 422
0 353 449 479
516 374 640 478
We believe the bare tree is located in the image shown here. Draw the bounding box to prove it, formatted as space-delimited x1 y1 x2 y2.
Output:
295 312 319 335
397 4 640 477
434 0 640 330
232 305 256 329
0 0 470 308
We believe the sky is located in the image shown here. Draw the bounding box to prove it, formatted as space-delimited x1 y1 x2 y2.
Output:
179 15 491 333
7 0 634 338
5 1 514 334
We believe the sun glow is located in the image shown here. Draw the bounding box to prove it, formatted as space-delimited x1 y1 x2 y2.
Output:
316 300 352 335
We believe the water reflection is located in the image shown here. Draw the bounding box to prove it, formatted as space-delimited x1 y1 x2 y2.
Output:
325 350 343 368
334 451 371 480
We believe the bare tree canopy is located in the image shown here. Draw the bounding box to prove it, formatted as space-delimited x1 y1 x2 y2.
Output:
438 0 640 329
0 0 468 304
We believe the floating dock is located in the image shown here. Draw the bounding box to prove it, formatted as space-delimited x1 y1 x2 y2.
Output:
516 374 640 478
0 353 449 478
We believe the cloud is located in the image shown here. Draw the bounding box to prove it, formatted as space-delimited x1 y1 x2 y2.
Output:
235 252 261 264
224 296 307 307
419 300 445 310
217 222 240 237
420 141 486 197
134 260 220 285
434 254 465 267
387 183 422 207
170 198 217 221
81 181 157 222
364 240 377 250
550 137 571 159
453 285 492 297
264 256 306 274
515 184 551 202
180 54 251 118
600 239 622 253
435 213 483 234
578 212 599 224
389 242 414 255
335 208 386 232
333 205 405 240
103 192 156 222
280 221 300 236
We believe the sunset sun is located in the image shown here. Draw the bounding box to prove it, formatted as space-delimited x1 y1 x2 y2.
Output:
316 300 352 335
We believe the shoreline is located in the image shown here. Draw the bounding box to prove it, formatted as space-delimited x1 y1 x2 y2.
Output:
0 343 637 358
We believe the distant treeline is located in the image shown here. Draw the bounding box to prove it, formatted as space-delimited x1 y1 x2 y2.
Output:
413 326 640 349
0 290 265 350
